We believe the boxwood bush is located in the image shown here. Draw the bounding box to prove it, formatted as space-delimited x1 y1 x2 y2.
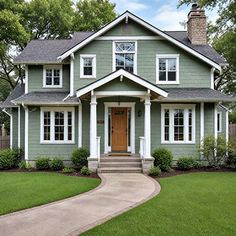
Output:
35 157 50 170
50 158 64 171
152 148 173 171
149 166 161 177
177 157 196 170
80 166 92 175
71 148 89 170
0 148 23 169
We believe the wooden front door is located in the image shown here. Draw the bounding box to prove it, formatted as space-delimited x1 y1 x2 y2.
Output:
111 108 128 152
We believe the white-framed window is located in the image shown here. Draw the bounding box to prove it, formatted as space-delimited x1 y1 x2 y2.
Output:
43 65 62 88
156 54 179 84
217 111 222 132
40 107 75 144
80 54 96 78
113 41 137 74
161 104 195 144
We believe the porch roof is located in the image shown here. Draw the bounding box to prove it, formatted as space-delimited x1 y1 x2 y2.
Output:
76 69 168 99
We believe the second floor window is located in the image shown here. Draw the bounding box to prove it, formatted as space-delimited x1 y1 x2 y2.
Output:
80 54 96 78
114 42 137 74
43 65 62 88
156 54 179 84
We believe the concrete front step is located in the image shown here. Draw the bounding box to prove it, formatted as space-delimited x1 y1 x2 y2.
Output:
99 162 142 168
100 157 141 163
98 167 142 173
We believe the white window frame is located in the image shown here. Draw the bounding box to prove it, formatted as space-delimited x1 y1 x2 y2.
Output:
80 54 96 79
40 107 75 144
156 54 179 84
112 41 137 74
161 104 196 144
217 111 222 132
43 65 63 88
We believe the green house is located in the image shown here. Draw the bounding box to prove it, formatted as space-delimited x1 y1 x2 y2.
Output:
1 7 235 172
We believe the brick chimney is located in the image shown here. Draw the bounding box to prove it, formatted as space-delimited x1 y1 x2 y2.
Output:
187 3 207 45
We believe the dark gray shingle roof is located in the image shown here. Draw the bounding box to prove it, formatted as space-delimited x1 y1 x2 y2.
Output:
12 91 79 105
14 30 225 65
0 83 25 108
164 88 236 102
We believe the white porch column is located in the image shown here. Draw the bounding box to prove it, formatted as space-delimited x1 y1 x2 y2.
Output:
89 94 97 159
144 95 151 158
200 102 204 143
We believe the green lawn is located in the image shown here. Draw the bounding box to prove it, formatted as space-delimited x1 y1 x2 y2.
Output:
0 172 100 215
83 173 236 236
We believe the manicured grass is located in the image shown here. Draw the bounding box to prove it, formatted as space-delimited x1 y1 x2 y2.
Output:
83 173 236 236
0 172 100 215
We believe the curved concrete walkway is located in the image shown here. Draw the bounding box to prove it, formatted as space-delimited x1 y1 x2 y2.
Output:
0 173 160 236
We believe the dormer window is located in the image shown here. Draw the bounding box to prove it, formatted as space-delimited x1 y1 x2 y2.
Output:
80 54 96 78
156 54 179 84
113 41 137 74
43 65 62 88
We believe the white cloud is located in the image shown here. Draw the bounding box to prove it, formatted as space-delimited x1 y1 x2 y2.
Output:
112 0 148 13
153 4 187 30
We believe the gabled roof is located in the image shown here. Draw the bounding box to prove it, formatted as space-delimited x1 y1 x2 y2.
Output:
58 11 223 70
76 69 168 98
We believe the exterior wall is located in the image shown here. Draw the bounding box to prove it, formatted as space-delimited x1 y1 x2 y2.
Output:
28 64 70 92
27 106 79 160
12 108 18 148
204 103 215 136
217 106 226 137
20 106 25 148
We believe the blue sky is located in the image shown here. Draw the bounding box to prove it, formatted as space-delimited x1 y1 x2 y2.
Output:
92 0 217 31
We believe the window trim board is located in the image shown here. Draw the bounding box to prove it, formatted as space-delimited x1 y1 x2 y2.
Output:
80 54 97 79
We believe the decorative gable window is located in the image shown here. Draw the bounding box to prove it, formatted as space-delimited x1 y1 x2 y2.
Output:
43 65 62 88
161 104 195 144
40 107 75 144
113 41 137 74
80 54 96 78
156 54 179 84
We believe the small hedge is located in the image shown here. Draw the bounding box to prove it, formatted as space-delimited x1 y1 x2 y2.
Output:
152 148 173 171
35 157 50 170
80 166 92 175
71 148 90 170
50 158 64 171
0 148 23 169
177 157 196 170
62 167 75 173
149 166 161 177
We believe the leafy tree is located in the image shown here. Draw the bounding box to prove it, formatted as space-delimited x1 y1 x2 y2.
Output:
178 0 236 95
73 0 116 31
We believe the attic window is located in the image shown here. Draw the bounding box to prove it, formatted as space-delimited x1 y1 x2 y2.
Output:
80 54 96 78
113 41 137 74
43 65 62 88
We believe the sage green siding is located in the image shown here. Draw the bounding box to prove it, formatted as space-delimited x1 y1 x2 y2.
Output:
28 106 78 160
217 106 226 137
12 108 18 148
28 65 70 92
20 107 25 148
204 103 215 136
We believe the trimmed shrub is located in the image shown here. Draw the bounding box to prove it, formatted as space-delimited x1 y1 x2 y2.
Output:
35 157 50 170
71 148 89 170
50 158 64 171
177 157 196 170
18 160 27 169
149 166 161 177
0 148 23 169
80 166 92 175
62 167 75 173
152 148 173 171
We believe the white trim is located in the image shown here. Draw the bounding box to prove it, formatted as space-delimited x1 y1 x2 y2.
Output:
25 107 28 160
57 12 221 70
18 106 21 148
226 110 229 143
76 69 168 98
211 67 215 89
156 54 179 84
80 54 96 79
70 55 74 95
43 65 63 88
200 102 204 143
144 95 151 158
214 103 218 140
78 103 82 147
112 41 137 74
94 91 147 98
217 111 222 133
40 107 75 144
96 36 164 40
25 65 28 94
90 94 97 158
161 104 196 144
3 109 13 148
104 102 135 154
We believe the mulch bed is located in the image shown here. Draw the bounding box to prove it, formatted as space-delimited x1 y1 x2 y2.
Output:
159 167 236 178
62 172 100 179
